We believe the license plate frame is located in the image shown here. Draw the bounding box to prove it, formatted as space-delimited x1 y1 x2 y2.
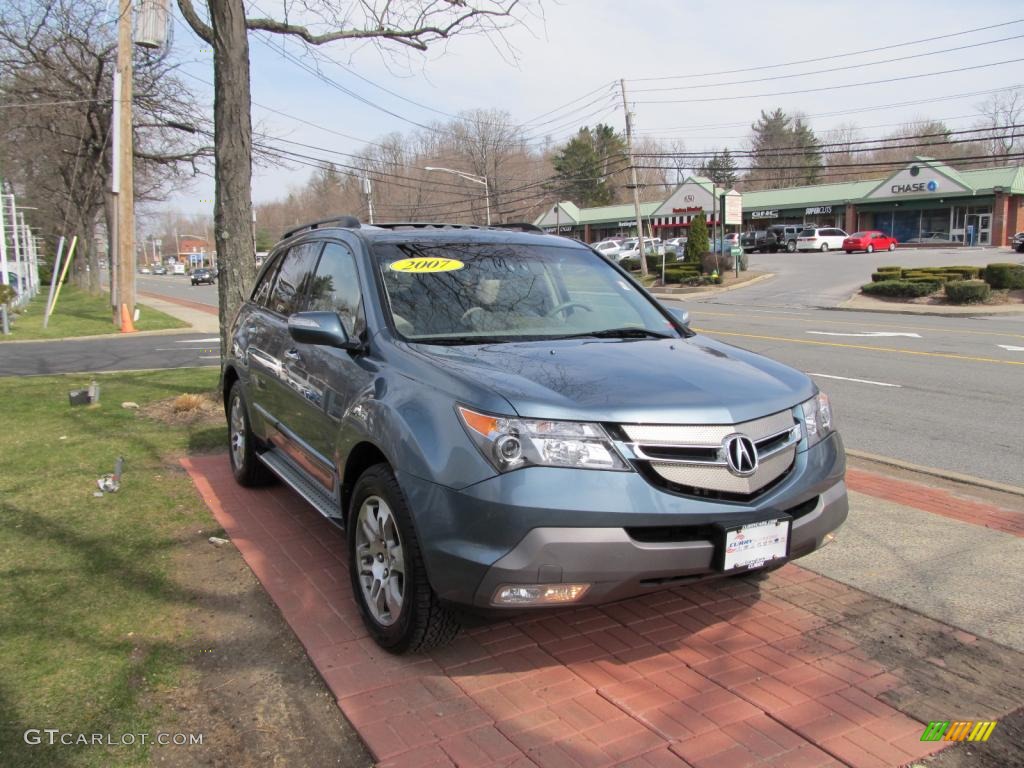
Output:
714 516 792 572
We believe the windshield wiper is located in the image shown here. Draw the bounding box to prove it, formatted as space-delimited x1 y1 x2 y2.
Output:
557 327 674 340
415 335 517 346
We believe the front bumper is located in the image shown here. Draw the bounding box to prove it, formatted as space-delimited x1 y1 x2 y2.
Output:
398 433 847 609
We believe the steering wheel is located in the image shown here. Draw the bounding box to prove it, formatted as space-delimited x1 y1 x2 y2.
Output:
460 306 485 324
546 301 593 318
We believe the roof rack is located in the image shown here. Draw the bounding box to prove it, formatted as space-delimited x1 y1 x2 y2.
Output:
371 222 545 234
282 215 361 239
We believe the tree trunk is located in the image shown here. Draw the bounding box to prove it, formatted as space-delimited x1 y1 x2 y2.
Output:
209 0 257 360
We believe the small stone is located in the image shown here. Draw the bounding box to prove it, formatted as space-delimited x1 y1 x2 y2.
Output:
208 536 229 547
121 401 140 409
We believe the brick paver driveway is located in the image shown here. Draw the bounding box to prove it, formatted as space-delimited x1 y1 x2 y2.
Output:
183 455 1024 768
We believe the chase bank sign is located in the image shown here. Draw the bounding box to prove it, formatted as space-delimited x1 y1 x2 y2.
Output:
891 179 939 194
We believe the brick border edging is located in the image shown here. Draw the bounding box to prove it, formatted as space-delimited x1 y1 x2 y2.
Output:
846 468 1024 537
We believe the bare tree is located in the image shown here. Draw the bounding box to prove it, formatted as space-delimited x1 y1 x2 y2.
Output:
820 122 863 182
0 0 209 294
973 89 1023 161
175 0 536 353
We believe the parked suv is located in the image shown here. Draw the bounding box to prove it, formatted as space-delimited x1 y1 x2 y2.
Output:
223 217 848 652
766 224 803 253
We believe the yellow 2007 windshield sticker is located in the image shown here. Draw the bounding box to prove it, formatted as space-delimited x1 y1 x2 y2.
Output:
389 257 464 273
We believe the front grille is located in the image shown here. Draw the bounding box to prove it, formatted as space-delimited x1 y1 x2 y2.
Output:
616 409 801 500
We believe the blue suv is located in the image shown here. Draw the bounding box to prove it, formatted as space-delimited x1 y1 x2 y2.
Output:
223 218 847 653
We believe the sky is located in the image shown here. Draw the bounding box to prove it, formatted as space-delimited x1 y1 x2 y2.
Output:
161 0 1024 217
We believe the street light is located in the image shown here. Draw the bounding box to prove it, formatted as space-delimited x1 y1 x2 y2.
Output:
423 167 491 226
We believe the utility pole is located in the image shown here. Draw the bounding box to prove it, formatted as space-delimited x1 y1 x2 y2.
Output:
621 79 647 277
115 0 136 331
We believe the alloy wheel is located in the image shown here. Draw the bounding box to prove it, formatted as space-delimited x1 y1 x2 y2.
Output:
354 496 405 626
229 394 246 469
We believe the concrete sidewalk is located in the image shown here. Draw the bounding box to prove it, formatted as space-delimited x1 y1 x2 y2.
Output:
182 457 1024 768
137 291 219 333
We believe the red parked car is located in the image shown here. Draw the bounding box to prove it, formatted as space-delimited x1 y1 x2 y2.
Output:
843 231 897 254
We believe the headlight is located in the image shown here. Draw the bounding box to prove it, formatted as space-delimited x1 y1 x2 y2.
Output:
457 406 629 472
798 392 834 447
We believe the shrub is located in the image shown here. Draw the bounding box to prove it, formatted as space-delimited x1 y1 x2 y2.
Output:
619 257 639 271
944 265 982 279
861 280 939 298
945 279 991 304
701 251 733 274
645 253 665 272
684 216 710 264
871 271 901 282
904 278 943 290
982 263 1024 289
876 265 902 272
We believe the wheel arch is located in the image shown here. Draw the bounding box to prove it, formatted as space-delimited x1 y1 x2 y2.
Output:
341 441 391 525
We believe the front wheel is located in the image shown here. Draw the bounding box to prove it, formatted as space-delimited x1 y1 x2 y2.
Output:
888 243 896 252
866 244 875 253
786 240 796 253
845 250 853 254
349 464 460 653
820 243 829 252
227 383 274 487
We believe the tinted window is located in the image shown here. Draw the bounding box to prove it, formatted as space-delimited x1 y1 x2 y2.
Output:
307 242 365 336
251 252 283 307
799 229 814 237
268 242 322 316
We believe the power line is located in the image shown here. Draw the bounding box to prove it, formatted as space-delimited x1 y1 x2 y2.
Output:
635 58 1024 104
629 19 1024 81
632 151 1024 174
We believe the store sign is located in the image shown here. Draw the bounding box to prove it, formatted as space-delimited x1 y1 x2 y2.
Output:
724 191 742 226
805 206 832 215
750 209 779 219
671 206 703 213
617 221 636 227
890 180 939 194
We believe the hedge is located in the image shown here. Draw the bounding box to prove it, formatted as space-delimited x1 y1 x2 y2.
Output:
876 265 902 272
945 279 991 304
861 280 940 298
982 263 1024 290
619 257 640 271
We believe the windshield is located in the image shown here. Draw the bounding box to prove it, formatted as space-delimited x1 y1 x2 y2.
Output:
373 242 680 343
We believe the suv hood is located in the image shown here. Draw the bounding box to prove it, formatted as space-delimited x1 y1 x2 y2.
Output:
411 335 814 425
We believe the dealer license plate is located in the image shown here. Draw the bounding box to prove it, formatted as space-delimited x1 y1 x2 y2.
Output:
720 518 790 571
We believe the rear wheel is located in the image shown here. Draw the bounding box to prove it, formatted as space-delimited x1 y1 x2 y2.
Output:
349 464 460 653
888 243 896 252
845 250 853 254
819 243 829 252
866 244 875 253
786 240 796 253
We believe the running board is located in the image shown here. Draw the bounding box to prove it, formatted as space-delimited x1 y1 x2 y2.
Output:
258 448 344 524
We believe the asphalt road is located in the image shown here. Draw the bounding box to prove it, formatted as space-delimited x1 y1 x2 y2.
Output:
661 247 1024 487
0 333 221 376
135 273 218 306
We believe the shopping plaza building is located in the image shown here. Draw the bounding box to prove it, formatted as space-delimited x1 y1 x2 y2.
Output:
534 157 1024 247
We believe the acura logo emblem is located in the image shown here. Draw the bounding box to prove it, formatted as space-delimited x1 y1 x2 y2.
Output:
723 434 758 476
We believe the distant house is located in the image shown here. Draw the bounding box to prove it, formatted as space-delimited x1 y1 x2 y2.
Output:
175 235 213 267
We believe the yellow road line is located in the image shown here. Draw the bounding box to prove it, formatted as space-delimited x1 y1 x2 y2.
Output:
694 310 1024 340
693 328 1024 366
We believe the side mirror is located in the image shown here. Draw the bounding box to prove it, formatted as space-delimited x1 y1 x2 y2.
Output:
288 311 360 350
668 306 690 328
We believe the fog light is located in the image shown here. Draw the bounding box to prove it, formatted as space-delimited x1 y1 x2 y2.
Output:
492 583 590 606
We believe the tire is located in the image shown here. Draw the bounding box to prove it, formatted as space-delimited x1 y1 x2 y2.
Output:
786 240 797 253
819 243 829 252
845 250 853 254
348 463 460 653
888 243 896 252
227 383 274 487
866 244 875 253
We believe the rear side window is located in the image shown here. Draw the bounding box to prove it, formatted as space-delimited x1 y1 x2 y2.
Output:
251 252 283 307
307 242 365 337
268 241 322 316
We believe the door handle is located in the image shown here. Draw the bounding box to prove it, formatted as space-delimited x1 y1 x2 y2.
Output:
284 348 301 361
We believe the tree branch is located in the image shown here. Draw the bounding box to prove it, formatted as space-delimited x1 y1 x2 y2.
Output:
175 0 213 43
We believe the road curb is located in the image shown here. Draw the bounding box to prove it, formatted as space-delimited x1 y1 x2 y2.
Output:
833 293 1024 317
651 271 775 300
846 449 1024 498
0 327 200 344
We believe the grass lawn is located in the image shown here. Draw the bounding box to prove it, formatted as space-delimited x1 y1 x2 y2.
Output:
0 368 224 768
2 286 187 341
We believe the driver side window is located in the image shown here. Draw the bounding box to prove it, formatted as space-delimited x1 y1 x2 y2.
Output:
307 242 366 337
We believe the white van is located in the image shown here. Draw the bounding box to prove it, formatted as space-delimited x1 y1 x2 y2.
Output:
172 263 187 275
